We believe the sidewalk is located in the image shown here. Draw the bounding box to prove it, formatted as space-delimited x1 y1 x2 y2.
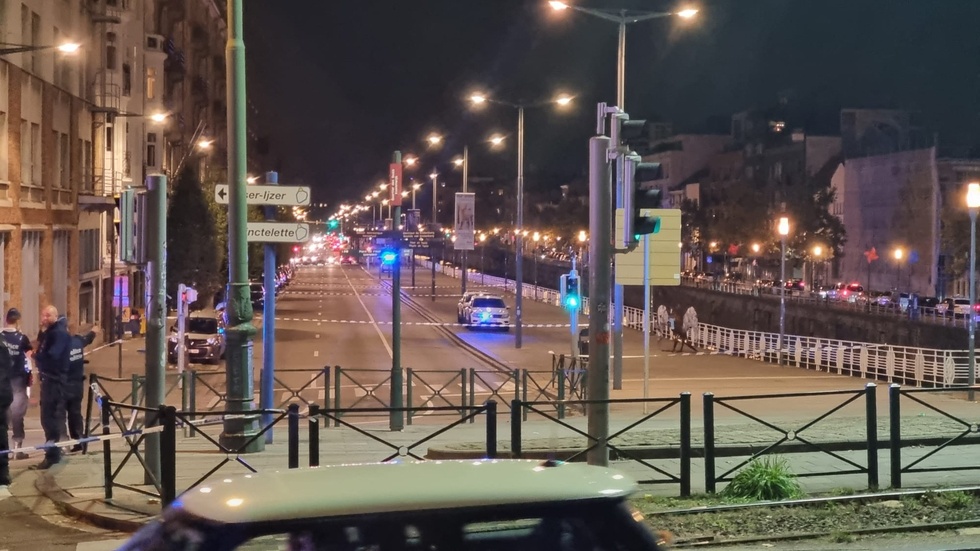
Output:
18 400 980 534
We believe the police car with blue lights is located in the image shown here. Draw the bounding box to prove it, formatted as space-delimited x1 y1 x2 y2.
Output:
462 295 510 330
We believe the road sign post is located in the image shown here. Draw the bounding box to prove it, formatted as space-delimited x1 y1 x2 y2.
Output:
390 151 404 432
261 171 278 444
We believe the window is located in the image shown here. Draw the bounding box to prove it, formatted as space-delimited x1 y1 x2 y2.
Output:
0 111 7 181
106 125 113 152
122 63 131 96
79 229 100 275
19 119 27 185
146 132 157 167
30 11 38 74
59 132 69 189
81 138 92 191
146 67 156 99
29 122 38 185
106 32 117 71
19 5 28 68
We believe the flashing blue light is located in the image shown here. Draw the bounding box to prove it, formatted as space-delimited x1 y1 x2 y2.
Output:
480 311 491 322
380 250 398 264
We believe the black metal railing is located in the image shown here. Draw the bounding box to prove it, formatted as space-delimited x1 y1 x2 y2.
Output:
703 385 879 492
889 384 980 488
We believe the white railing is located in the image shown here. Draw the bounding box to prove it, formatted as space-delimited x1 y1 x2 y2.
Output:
413 256 973 388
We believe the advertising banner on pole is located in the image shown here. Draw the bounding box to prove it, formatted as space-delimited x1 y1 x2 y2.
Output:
389 162 403 206
454 192 475 250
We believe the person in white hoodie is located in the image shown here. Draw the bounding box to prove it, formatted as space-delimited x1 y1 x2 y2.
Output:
1 308 32 460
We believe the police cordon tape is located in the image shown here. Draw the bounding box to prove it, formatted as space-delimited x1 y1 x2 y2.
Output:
0 424 166 458
567 342 879 359
282 291 479 298
275 316 571 328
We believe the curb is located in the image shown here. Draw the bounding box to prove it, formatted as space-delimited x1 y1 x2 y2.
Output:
428 435 968 461
32 467 148 533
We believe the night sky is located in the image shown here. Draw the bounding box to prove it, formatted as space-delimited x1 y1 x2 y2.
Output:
242 0 980 207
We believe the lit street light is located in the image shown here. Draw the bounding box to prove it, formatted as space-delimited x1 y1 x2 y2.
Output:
893 247 904 290
411 182 422 210
812 245 823 290
150 112 169 123
777 216 790 366
469 91 574 349
967 182 980 398
0 40 81 55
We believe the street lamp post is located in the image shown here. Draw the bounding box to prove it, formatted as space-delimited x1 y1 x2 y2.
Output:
412 183 422 211
966 182 980 399
479 233 487 285
549 0 697 390
893 248 904 290
812 245 823 290
470 92 572 349
777 216 790 366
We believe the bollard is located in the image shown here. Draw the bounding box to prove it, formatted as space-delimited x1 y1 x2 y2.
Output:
406 368 414 426
288 404 300 469
865 383 879 490
680 392 691 497
889 384 902 488
160 406 177 506
309 404 320 468
485 400 498 459
703 393 716 493
557 368 566 420
102 403 112 500
333 366 342 428
510 399 522 459
187 370 198 437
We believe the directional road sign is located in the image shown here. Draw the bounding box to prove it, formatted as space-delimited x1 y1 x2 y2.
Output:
246 222 311 243
215 184 311 206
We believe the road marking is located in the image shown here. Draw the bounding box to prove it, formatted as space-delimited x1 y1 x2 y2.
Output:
342 267 394 359
76 540 130 550
315 334 320 339
620 375 843 382
313 350 319 358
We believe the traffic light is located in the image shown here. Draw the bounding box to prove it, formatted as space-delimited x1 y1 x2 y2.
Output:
624 153 663 243
328 219 339 231
560 272 580 311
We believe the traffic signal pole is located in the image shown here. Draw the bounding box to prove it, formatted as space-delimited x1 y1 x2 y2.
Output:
587 130 612 467
390 151 404 431
261 171 278 443
143 174 167 484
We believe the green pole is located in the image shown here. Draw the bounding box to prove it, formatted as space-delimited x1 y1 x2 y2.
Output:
390 151 404 431
220 0 263 452
143 174 167 483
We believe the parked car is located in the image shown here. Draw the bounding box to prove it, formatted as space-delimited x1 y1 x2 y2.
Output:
249 282 265 311
456 291 488 322
463 295 511 330
940 297 979 319
117 460 667 551
167 310 226 365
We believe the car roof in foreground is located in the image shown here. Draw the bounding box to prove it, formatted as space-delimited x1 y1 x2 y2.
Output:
174 459 637 525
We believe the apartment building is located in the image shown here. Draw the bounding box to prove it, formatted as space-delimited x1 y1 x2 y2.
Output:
1 0 228 339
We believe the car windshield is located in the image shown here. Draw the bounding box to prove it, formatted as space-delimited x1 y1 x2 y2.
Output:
187 318 218 334
471 298 506 309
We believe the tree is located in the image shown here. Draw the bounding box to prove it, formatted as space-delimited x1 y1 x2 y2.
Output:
167 166 223 309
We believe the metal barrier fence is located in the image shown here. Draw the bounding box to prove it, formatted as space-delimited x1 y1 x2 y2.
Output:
511 396 692 496
704 385 880 493
889 384 980 488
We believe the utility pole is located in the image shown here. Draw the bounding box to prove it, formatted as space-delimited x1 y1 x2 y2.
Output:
143 174 167 484
587 114 612 466
390 151 404 431
221 0 263 452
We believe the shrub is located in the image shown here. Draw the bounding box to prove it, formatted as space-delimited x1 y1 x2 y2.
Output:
722 456 804 501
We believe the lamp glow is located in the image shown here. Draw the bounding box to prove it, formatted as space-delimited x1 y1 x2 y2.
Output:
676 8 699 18
777 217 790 236
968 182 980 209
549 1 569 10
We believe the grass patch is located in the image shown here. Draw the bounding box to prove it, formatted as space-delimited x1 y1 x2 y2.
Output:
722 457 804 501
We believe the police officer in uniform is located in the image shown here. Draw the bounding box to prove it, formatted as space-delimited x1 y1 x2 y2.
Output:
65 329 96 451
0 322 14 484
33 306 70 470
2 308 31 459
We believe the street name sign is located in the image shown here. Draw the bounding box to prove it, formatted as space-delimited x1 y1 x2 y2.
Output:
246 222 311 243
215 184 311 206
614 208 682 286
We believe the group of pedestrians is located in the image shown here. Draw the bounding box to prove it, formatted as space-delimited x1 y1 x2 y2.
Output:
0 305 96 484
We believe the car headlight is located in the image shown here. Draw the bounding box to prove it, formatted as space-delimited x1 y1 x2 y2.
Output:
168 336 178 343
207 337 219 345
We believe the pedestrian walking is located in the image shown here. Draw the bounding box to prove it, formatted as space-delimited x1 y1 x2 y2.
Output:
1 309 31 460
65 327 96 451
33 305 70 470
